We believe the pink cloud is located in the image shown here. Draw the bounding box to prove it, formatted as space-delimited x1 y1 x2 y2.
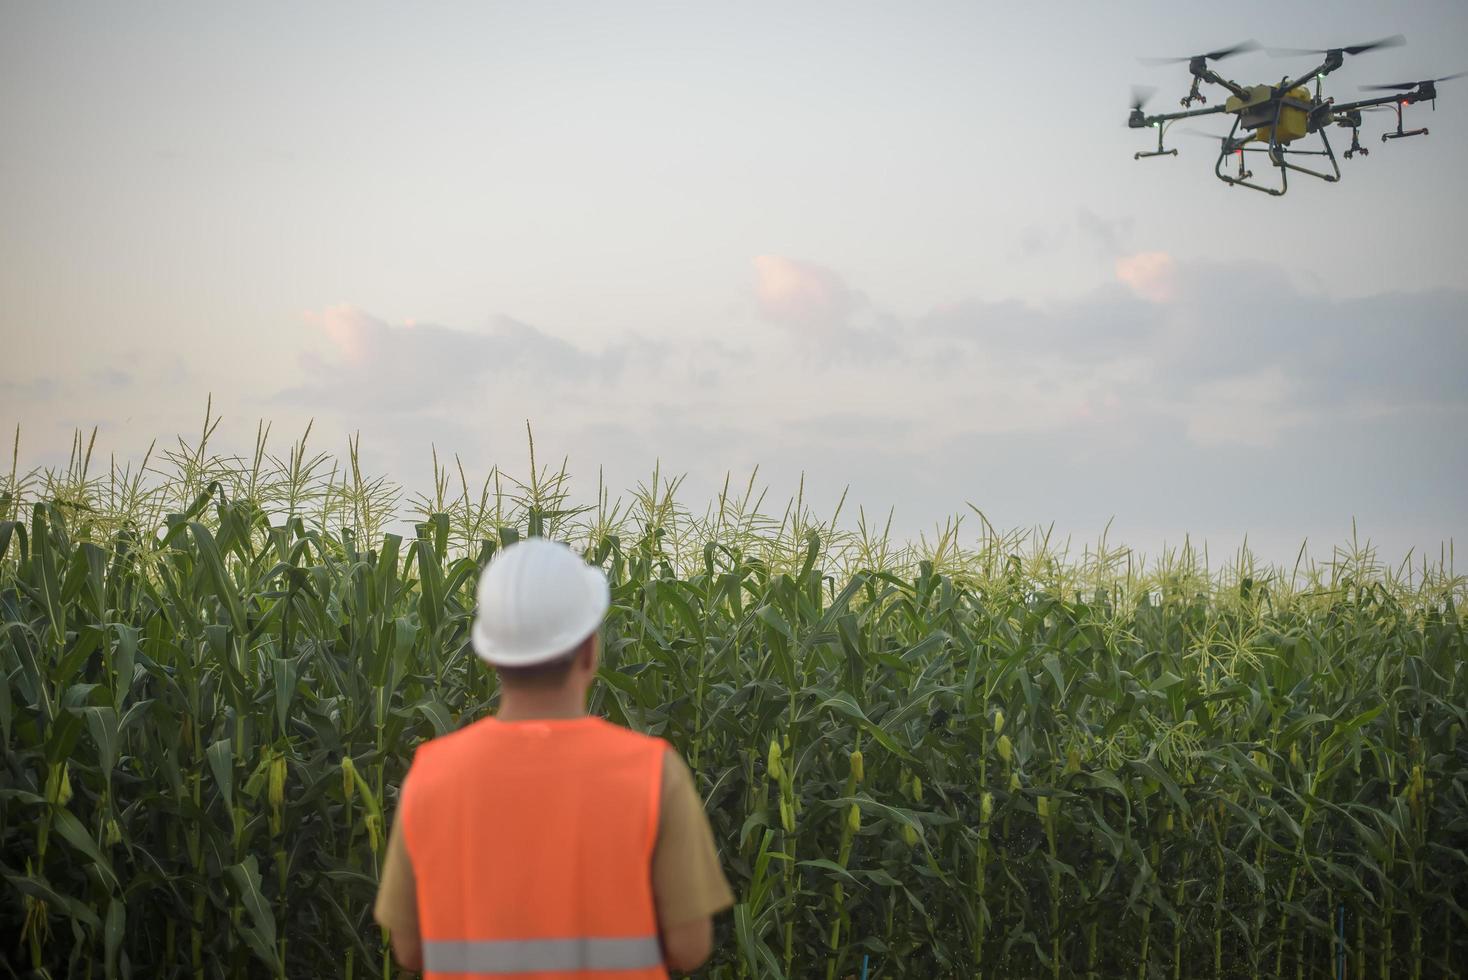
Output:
304 304 387 365
1114 251 1176 303
752 255 857 332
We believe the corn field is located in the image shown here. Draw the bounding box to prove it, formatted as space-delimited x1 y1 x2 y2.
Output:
2 418 1465 978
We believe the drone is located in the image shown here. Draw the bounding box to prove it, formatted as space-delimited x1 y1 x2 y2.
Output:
1127 36 1463 195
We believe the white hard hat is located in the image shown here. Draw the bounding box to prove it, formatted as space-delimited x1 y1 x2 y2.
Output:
470 538 611 667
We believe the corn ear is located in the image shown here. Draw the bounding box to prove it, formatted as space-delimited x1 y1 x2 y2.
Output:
267 754 287 810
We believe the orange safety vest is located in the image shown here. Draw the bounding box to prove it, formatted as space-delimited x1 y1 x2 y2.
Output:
401 716 670 980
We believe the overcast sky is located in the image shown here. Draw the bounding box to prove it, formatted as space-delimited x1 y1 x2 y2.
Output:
3 1 1465 567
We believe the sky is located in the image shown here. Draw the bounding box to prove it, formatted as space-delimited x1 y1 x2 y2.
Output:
2 1 1466 568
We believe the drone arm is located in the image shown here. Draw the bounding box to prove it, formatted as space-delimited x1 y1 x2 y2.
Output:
1131 103 1229 159
1328 93 1404 115
1196 68 1250 100
1138 104 1231 127
1280 52 1346 94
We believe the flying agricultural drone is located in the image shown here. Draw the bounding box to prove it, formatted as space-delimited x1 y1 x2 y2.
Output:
1127 36 1463 195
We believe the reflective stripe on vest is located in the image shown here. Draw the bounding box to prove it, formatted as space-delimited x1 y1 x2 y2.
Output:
424 936 663 974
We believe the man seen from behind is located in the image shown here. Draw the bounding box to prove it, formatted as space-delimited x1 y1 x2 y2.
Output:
374 538 734 977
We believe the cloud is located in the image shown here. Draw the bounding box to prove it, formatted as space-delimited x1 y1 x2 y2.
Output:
0 377 59 400
248 256 1466 564
286 306 606 413
1009 210 1133 261
835 253 1467 455
257 258 1468 477
752 255 861 334
1178 365 1301 448
311 304 377 365
1114 251 1176 303
8 250 1461 567
919 287 1159 360
1103 264 1468 421
1077 209 1133 257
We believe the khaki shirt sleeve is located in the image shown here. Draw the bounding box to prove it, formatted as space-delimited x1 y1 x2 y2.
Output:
652 749 736 928
373 807 420 940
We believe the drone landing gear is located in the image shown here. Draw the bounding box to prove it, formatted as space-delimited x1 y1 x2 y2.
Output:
1214 104 1340 196
1231 147 1253 182
1215 142 1279 193
1134 122 1179 160
1382 100 1429 141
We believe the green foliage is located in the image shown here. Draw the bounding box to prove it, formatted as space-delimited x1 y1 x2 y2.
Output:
2 421 1466 978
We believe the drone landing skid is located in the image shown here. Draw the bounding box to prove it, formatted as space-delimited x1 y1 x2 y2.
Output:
1214 111 1340 196
1381 99 1429 141
1134 124 1179 160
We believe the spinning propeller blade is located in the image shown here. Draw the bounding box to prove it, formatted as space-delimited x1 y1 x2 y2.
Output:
1139 40 1259 67
1267 35 1405 58
1176 128 1247 151
1360 71 1466 91
1130 86 1157 111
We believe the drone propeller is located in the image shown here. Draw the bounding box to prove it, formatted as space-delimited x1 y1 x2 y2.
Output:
1139 40 1259 67
1130 86 1157 111
1360 71 1466 91
1176 127 1249 149
1176 127 1229 140
1266 35 1405 58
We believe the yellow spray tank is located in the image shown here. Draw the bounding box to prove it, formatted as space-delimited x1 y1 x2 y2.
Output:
1226 84 1314 144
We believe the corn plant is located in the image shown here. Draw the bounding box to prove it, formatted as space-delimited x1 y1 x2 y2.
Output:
1 420 1465 978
